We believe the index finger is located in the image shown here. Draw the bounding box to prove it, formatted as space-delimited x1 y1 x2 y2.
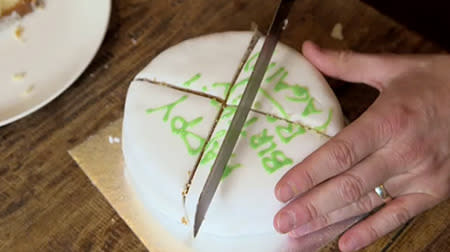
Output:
275 110 389 203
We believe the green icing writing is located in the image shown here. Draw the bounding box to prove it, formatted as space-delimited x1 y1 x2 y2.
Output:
229 55 277 105
258 142 277 157
212 82 232 97
171 116 206 155
266 115 278 123
200 128 242 180
273 71 310 102
276 124 306 144
228 78 248 104
244 117 258 128
210 99 221 109
146 95 207 157
199 110 254 165
230 62 275 109
244 53 259 72
254 101 262 110
286 91 310 102
245 52 276 73
228 71 275 105
182 73 201 87
250 129 274 150
267 62 277 73
146 95 188 122
260 88 289 119
200 130 226 165
202 86 208 92
200 141 220 165
302 98 322 117
263 151 293 174
231 95 243 106
266 67 285 83
222 163 242 180
249 128 294 174
221 106 236 121
314 109 333 133
241 117 259 137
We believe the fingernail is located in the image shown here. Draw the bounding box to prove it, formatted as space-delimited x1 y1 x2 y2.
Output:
288 224 311 238
340 236 362 252
276 185 294 202
276 181 298 202
276 211 296 233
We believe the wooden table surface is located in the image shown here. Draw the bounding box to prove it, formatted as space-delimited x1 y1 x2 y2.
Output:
0 0 448 251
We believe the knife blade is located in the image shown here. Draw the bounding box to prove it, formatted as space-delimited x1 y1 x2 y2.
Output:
193 0 295 238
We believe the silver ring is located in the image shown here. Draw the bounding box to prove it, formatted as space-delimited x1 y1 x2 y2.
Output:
374 185 391 202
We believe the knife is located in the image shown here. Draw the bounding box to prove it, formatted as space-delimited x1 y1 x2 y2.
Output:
193 0 295 238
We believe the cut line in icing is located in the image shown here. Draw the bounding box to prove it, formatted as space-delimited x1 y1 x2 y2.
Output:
182 73 202 87
259 88 289 119
124 31 345 242
141 77 333 138
248 109 331 139
314 109 333 132
136 78 225 103
138 31 338 203
182 30 263 199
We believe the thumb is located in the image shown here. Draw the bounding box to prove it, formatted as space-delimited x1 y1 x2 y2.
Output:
302 41 423 91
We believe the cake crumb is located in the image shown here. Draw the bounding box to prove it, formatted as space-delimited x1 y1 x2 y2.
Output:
14 25 25 41
89 73 95 78
331 23 344 40
187 170 192 177
13 72 26 81
108 136 121 144
131 38 138 45
104 64 109 69
282 19 289 30
181 187 189 197
181 216 188 225
24 85 35 96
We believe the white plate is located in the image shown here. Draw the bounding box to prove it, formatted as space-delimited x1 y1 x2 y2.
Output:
0 0 111 127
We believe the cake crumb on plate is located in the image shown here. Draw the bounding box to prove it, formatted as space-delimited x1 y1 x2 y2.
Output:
14 25 25 41
12 72 26 81
23 84 35 96
181 216 188 225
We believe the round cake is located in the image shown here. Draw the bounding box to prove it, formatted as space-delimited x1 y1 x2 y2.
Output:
122 31 345 251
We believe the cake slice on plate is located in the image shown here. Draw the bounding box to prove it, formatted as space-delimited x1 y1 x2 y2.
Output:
0 0 40 18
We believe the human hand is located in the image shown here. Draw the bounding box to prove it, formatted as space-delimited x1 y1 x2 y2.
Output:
273 41 450 251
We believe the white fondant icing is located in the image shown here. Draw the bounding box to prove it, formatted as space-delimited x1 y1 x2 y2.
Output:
122 80 220 228
136 31 255 100
185 110 329 237
123 31 346 250
228 38 345 136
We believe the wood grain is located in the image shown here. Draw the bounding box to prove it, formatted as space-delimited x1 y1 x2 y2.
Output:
0 0 448 251
384 201 450 252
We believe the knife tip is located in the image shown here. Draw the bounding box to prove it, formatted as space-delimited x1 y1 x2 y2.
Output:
193 220 200 238
193 228 199 238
